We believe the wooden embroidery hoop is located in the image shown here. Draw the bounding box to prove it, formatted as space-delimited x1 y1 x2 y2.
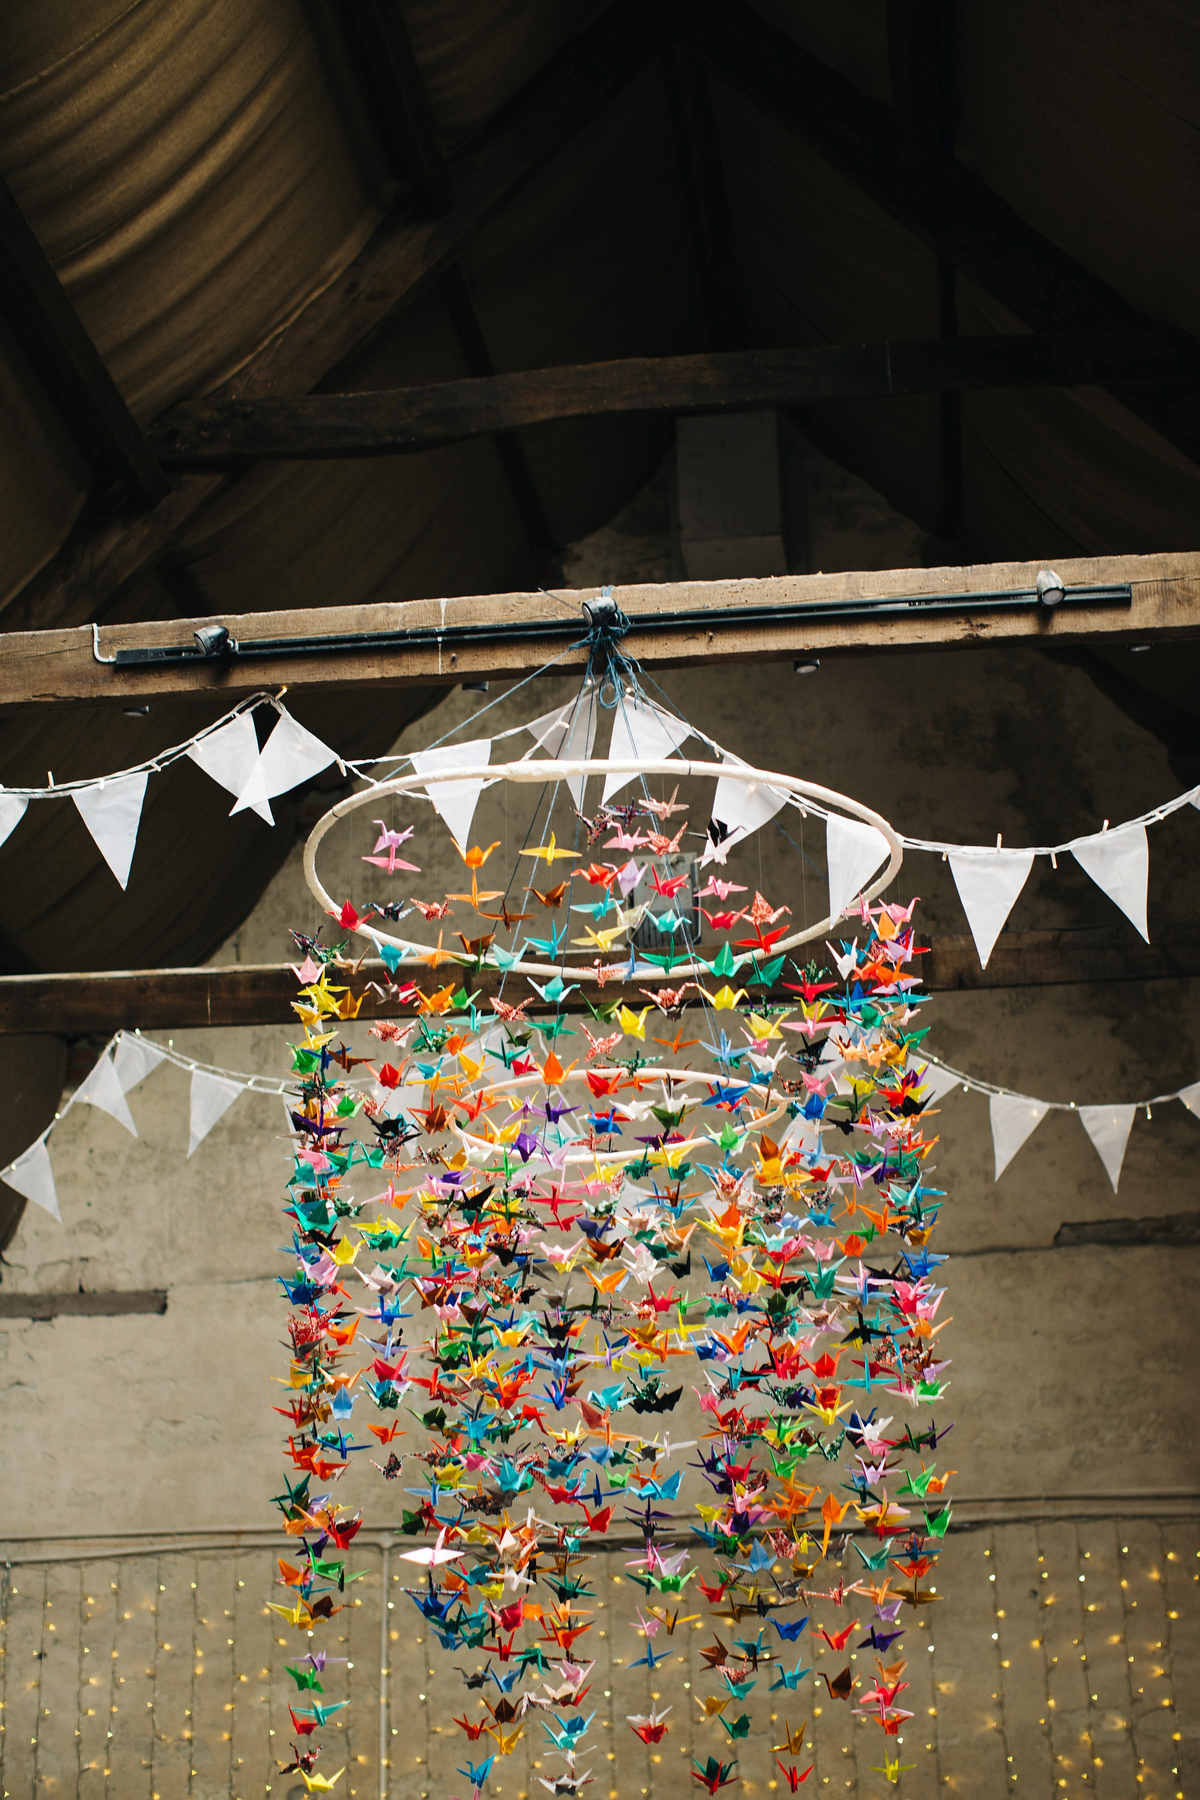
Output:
303 756 904 984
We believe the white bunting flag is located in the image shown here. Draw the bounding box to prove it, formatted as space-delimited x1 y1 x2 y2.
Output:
909 1058 961 1105
988 1091 1051 1179
1 1136 59 1221
409 737 493 848
1178 1080 1200 1120
559 701 598 810
1078 1102 1137 1192
73 770 148 890
1071 823 1149 942
189 713 273 823
188 1069 243 1158
232 711 337 821
603 699 692 802
112 1033 168 1094
707 756 787 863
513 694 601 806
826 814 889 920
518 702 577 757
75 1050 138 1137
947 849 1035 968
0 792 27 851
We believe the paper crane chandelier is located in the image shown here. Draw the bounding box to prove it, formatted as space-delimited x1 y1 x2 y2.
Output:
272 730 952 1798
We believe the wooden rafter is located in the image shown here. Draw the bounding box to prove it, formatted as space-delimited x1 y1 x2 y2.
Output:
336 0 457 216
329 0 556 549
5 552 1198 710
3 0 647 635
0 174 167 508
3 924 1195 1037
706 0 1200 471
147 332 1188 467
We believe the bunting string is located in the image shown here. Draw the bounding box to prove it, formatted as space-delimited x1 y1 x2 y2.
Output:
1 1022 1194 1225
0 662 1195 954
914 1052 1200 1190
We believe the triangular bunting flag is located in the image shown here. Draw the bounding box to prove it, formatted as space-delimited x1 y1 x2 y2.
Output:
113 1033 168 1094
75 1050 138 1137
1 1136 60 1221
231 710 337 819
559 700 598 810
1070 823 1149 942
947 849 1034 968
988 1092 1050 1179
707 757 787 863
73 771 148 890
603 698 692 802
1078 1102 1137 1192
189 713 273 823
188 1069 243 1158
518 702 576 757
410 737 493 848
826 814 889 920
1178 1080 1200 1120
910 1058 961 1105
0 792 27 850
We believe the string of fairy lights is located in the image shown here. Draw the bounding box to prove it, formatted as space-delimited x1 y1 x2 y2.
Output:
0 1527 1191 1796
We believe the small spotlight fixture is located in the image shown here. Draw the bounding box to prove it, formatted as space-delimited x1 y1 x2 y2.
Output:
193 623 232 657
1035 568 1065 607
462 680 490 694
1129 643 1151 653
793 658 820 675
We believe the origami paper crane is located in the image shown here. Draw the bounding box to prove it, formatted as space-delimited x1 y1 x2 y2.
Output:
693 1754 738 1793
363 821 420 874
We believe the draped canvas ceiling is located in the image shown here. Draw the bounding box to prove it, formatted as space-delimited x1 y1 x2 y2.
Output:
0 0 1197 1236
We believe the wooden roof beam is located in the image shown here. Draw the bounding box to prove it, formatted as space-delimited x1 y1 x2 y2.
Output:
148 333 1191 467
329 1 557 550
335 0 457 216
0 174 168 508
706 0 1200 471
3 552 1198 710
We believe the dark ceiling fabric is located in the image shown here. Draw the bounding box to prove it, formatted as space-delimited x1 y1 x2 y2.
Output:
957 0 1200 339
401 0 606 153
0 0 390 420
464 66 706 543
753 0 892 104
1 0 1199 1241
714 81 946 533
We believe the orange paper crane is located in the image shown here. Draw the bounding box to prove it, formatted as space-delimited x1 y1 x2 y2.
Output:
819 1492 853 1557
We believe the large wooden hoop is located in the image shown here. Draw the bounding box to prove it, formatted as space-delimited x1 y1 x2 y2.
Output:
303 756 903 983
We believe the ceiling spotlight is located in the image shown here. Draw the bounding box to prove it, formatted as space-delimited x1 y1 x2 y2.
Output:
193 623 231 657
1035 569 1065 607
1129 643 1151 653
462 680 489 694
793 658 821 675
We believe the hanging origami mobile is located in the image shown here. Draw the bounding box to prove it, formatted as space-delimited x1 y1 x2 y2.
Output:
272 704 953 1798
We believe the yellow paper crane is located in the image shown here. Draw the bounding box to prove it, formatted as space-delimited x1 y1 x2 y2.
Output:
519 832 576 864
300 1770 345 1794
